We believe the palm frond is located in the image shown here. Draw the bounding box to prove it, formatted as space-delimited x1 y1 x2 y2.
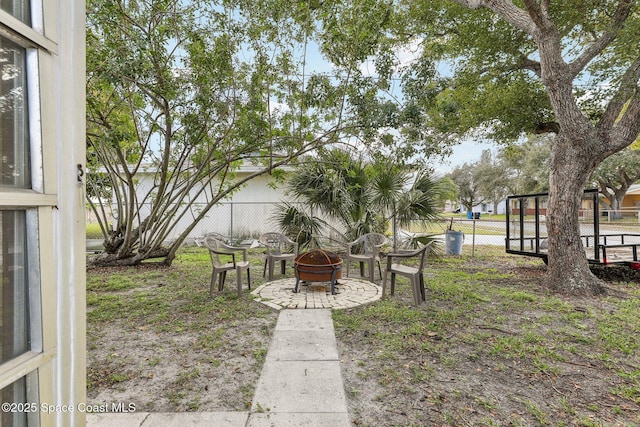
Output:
271 202 327 250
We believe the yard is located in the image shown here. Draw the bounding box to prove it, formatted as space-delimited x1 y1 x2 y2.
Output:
86 245 640 425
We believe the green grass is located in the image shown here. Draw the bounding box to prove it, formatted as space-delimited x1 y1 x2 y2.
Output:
86 222 104 239
406 220 506 236
332 245 640 426
87 244 640 423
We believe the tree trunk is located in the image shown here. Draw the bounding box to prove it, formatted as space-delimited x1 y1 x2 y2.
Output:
545 136 605 295
610 196 624 221
88 246 171 267
599 185 628 221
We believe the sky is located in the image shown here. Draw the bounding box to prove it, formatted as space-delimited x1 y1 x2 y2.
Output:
431 140 497 176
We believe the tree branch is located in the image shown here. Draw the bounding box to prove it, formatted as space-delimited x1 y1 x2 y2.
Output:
519 56 542 77
521 0 548 29
567 0 635 78
610 96 640 153
599 56 640 153
448 0 537 35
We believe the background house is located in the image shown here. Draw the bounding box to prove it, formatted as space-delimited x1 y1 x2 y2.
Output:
106 162 294 243
621 184 640 210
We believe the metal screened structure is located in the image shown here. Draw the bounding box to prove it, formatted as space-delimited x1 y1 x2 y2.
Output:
506 189 640 267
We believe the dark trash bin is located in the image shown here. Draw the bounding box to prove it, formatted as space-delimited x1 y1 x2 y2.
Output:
473 212 481 219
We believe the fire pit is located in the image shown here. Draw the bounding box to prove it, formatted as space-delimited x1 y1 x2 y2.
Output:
293 249 342 295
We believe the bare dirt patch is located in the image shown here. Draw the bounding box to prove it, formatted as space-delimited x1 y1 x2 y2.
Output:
86 257 278 412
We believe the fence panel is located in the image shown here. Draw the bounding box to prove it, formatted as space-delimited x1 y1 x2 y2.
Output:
404 216 507 257
85 201 640 254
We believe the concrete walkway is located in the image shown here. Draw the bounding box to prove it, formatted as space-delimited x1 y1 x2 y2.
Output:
248 309 350 426
87 309 351 427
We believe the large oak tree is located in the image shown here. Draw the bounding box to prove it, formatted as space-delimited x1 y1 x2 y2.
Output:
389 0 640 294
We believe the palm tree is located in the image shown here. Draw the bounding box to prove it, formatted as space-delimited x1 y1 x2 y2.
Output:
272 148 441 250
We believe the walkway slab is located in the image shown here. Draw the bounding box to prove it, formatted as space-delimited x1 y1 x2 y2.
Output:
252 360 347 413
250 309 350 424
142 412 249 426
87 411 250 427
247 412 351 427
275 308 336 331
87 413 150 427
266 330 339 361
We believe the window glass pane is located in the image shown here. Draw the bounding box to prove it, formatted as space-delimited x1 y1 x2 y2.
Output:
0 376 27 426
0 0 31 25
0 36 30 189
0 210 29 363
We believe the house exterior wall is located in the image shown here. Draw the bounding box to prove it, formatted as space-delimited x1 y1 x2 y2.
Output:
621 197 639 208
621 186 640 209
131 169 291 241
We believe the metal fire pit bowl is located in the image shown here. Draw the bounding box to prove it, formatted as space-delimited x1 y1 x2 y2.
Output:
293 249 342 295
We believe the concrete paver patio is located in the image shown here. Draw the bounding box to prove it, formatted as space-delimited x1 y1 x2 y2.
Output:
251 277 382 310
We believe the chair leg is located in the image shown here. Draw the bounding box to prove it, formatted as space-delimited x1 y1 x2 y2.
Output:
247 268 251 290
236 267 243 298
218 271 227 291
210 271 218 297
368 259 375 283
390 273 396 295
359 262 365 278
411 278 421 307
419 274 426 302
280 260 286 275
377 260 382 280
346 258 351 277
268 258 275 281
381 271 387 299
263 259 268 277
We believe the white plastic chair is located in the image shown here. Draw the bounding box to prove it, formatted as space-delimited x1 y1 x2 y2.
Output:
203 234 251 298
344 233 386 282
382 242 433 306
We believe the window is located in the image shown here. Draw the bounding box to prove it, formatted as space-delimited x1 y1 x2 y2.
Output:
0 210 30 364
0 37 30 189
0 0 30 25
0 0 70 425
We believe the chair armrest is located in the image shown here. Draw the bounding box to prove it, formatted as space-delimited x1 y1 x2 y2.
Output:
217 242 248 261
345 236 364 254
373 241 386 249
371 243 384 257
282 236 299 256
385 246 427 268
387 248 424 258
209 249 238 266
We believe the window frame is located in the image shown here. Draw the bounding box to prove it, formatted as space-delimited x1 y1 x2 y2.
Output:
0 0 63 425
